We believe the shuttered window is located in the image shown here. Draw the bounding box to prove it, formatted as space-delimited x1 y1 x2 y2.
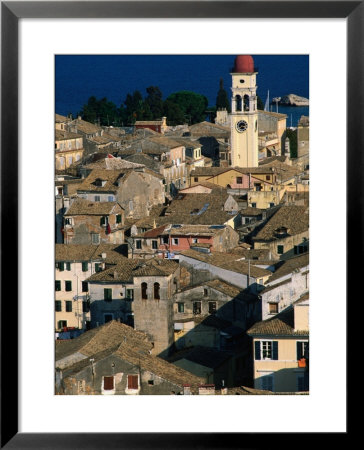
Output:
55 280 61 291
65 281 72 291
103 376 114 391
66 262 71 271
55 301 62 312
116 214 122 224
104 288 112 301
254 341 261 360
127 375 138 390
82 262 88 272
277 245 284 255
297 341 309 360
66 301 72 312
257 340 278 360
272 341 278 360
59 262 64 271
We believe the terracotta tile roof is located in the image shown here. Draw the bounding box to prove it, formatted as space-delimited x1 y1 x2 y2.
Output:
55 244 100 262
147 136 184 149
84 158 144 171
258 110 287 119
86 258 178 282
55 113 69 123
76 169 132 193
247 307 309 336
205 279 242 298
55 321 152 362
253 205 309 241
135 119 165 126
267 254 309 283
131 259 178 277
55 129 83 141
170 137 201 149
188 121 230 136
122 153 161 173
114 344 204 389
259 155 287 166
71 118 102 134
190 166 277 178
64 198 122 216
143 224 168 238
161 224 226 237
240 207 264 216
180 249 272 279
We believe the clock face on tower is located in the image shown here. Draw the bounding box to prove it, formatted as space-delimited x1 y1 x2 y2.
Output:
236 120 248 132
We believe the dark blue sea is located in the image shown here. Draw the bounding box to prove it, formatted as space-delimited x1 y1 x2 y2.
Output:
55 55 309 127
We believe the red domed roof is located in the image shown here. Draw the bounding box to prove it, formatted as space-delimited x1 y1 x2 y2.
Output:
233 55 255 73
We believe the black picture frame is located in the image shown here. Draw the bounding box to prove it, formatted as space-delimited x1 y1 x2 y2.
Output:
1 1 358 448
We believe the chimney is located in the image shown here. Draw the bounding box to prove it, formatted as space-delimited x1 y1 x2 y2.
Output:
198 385 215 395
183 385 191 395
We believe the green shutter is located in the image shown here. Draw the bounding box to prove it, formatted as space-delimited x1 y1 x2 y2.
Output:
272 341 278 360
116 214 121 224
100 216 105 226
255 341 261 360
59 262 64 271
297 342 303 360
82 261 88 272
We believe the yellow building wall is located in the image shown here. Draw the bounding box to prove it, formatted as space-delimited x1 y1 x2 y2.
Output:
253 337 308 392
253 230 309 259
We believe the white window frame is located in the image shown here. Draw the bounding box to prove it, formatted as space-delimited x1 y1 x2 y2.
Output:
172 238 179 245
261 340 273 360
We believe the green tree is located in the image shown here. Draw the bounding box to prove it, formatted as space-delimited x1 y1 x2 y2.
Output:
216 78 230 113
285 128 298 158
145 86 164 119
124 90 144 124
257 95 264 110
163 99 185 126
166 91 208 124
78 96 118 126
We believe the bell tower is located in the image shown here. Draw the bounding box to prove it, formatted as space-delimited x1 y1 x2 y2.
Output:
230 55 259 168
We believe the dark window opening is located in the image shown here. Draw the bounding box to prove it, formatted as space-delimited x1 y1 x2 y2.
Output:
154 282 160 300
104 288 112 301
193 302 201 315
141 282 148 300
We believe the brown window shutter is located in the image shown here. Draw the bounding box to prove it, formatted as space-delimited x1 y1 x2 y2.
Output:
128 375 138 389
104 376 114 390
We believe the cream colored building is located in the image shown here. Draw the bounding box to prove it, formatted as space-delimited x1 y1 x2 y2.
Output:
247 294 309 393
230 55 259 168
55 129 84 171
